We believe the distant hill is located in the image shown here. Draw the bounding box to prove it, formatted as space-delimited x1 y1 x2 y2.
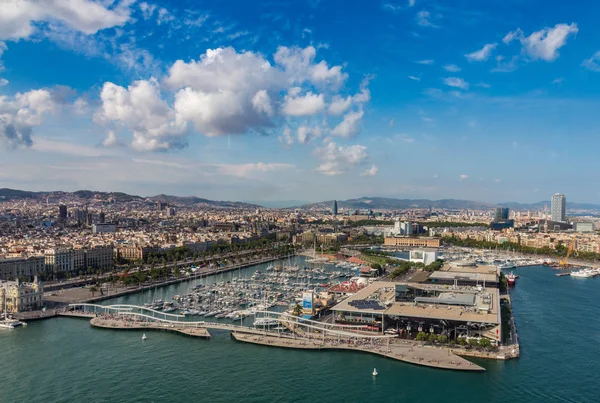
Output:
297 197 600 211
149 194 259 208
298 197 494 210
0 188 260 208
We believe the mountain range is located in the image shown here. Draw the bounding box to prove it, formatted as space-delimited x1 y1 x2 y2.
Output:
296 197 600 211
1 189 599 211
0 188 260 209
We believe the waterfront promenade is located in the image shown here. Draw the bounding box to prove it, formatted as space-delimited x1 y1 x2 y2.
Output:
231 332 484 372
90 317 211 338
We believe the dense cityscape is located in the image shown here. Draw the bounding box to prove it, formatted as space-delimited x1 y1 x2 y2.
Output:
2 0 600 401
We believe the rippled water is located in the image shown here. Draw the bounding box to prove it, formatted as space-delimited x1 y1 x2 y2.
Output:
0 264 598 402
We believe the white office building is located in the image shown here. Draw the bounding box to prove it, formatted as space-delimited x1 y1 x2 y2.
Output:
551 193 566 223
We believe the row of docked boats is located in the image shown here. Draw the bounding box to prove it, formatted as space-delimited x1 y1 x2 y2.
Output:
569 268 600 278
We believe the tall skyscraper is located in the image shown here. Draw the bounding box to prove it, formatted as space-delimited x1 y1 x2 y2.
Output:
58 205 67 220
551 193 566 222
493 207 509 222
332 200 338 216
99 212 105 224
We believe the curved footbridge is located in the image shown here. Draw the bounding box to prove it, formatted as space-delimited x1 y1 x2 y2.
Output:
66 303 484 372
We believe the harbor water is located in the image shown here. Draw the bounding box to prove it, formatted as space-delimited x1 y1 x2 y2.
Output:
1 262 599 403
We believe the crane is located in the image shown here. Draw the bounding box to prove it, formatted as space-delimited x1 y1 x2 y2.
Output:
557 238 576 276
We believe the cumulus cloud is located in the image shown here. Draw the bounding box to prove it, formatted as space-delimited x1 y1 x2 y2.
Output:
331 109 364 138
278 127 294 147
282 90 325 116
328 95 352 116
361 164 379 177
103 130 118 147
415 59 434 65
0 89 56 147
465 43 497 62
314 140 369 175
459 174 469 181
95 78 188 151
443 77 469 90
216 162 294 178
582 51 600 72
297 126 322 144
504 23 578 61
0 0 131 40
95 46 369 151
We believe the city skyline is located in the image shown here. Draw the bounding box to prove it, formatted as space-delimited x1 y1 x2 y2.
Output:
2 1 600 202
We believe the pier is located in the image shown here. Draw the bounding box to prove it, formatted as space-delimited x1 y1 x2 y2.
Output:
65 303 485 372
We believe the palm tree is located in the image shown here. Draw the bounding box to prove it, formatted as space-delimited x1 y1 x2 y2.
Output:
292 304 303 317
89 285 98 298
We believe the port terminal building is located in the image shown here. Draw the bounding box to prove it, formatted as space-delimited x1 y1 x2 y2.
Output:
330 262 502 344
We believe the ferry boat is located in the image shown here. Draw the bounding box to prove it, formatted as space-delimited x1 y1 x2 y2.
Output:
571 269 597 278
506 272 516 286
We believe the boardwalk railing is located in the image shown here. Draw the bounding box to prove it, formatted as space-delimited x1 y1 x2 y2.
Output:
67 303 396 340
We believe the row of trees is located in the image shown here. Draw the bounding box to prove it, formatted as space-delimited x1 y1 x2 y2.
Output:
414 331 494 349
417 221 489 228
387 259 444 279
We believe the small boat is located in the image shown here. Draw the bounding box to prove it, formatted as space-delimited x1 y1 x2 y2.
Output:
372 368 378 376
142 333 147 340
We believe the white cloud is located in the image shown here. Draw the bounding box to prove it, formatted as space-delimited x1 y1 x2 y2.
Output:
582 51 600 72
408 75 420 81
416 11 438 28
552 77 564 85
95 78 188 151
443 77 469 90
0 88 56 148
297 126 322 144
409 0 416 6
32 136 111 157
0 0 131 40
328 95 352 115
331 109 364 138
491 55 519 73
96 46 369 151
251 90 274 117
103 130 118 147
314 140 370 176
278 127 294 147
383 3 402 12
476 82 491 88
459 174 468 181
216 162 295 178
139 2 156 20
361 165 379 177
0 78 8 86
415 59 434 65
466 43 497 62
504 23 578 61
389 118 395 127
443 64 461 72
282 90 326 116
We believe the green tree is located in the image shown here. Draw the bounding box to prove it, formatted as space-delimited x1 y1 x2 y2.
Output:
479 338 492 349
437 335 448 344
415 331 428 341
89 285 98 297
428 333 438 343
292 304 303 317
457 337 467 346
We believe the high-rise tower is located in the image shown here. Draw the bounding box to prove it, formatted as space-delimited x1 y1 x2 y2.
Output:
551 193 566 222
332 200 338 216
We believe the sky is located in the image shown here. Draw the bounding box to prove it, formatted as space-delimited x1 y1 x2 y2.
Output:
1 0 600 204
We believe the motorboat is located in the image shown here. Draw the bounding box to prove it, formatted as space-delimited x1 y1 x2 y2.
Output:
0 319 25 329
142 333 147 340
571 269 596 278
372 368 378 376
253 318 280 327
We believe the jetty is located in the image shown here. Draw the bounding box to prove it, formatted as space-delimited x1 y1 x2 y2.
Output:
64 303 485 372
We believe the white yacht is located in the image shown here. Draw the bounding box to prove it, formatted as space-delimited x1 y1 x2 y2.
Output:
0 319 25 329
571 269 596 278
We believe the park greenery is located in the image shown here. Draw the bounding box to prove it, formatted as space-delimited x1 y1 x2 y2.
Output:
387 259 444 279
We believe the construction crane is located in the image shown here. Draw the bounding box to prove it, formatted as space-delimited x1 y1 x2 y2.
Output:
557 238 576 276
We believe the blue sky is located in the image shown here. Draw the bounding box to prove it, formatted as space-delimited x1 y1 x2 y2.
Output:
1 0 599 203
